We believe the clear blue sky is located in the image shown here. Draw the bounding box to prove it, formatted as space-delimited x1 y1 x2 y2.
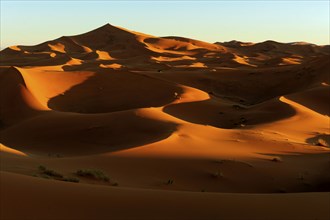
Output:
1 0 329 49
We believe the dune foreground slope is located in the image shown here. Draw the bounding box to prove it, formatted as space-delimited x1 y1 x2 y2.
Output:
0 24 330 220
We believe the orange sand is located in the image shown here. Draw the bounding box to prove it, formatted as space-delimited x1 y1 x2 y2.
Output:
1 23 329 220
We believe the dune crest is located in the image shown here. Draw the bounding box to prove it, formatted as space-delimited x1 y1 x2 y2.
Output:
0 144 27 156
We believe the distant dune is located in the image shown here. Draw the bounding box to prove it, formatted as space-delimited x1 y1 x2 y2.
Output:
1 23 329 220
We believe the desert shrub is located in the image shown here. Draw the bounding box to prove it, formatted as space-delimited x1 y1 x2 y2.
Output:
42 175 50 179
62 177 80 183
38 165 63 178
43 169 63 178
76 169 109 182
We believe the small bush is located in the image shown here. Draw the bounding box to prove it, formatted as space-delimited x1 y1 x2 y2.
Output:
76 169 109 182
43 169 63 178
62 177 80 183
38 165 63 178
42 175 50 179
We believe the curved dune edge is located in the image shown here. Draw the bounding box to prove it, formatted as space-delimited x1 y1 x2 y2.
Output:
0 67 49 126
15 66 94 109
115 107 329 160
250 96 330 148
12 66 185 114
0 109 178 157
162 83 298 130
284 84 330 116
279 96 328 117
0 144 27 156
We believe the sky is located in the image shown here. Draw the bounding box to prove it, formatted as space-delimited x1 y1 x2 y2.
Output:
0 0 329 49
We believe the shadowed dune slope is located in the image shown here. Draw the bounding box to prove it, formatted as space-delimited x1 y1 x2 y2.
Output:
285 85 330 116
2 66 183 115
0 67 47 127
0 110 177 156
47 69 182 113
163 97 296 128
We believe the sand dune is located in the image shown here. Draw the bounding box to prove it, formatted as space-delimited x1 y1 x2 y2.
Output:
285 84 330 116
1 172 329 220
0 23 329 220
1 109 177 156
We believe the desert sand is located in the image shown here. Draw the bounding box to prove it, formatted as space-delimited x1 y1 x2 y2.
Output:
0 23 329 220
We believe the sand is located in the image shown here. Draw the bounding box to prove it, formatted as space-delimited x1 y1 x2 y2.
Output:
0 23 329 220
